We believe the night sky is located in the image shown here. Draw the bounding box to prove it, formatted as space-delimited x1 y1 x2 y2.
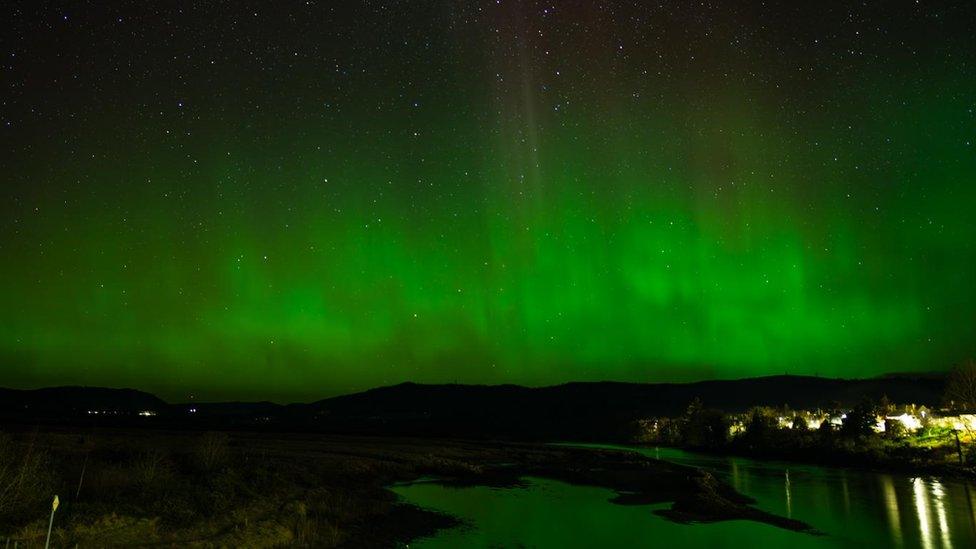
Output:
1 1 974 401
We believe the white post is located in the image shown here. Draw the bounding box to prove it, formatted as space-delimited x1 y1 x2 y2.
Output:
45 495 59 549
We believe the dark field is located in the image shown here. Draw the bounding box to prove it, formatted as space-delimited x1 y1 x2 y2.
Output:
0 427 814 547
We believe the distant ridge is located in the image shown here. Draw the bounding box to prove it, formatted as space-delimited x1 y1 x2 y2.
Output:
303 374 946 440
0 375 946 441
0 386 166 415
312 374 947 414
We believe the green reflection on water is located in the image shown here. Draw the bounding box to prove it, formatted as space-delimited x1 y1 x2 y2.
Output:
393 447 976 548
638 447 976 549
394 477 820 548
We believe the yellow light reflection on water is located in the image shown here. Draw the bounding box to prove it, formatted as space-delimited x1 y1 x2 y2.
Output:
881 475 902 547
914 478 934 549
784 469 792 518
931 480 953 549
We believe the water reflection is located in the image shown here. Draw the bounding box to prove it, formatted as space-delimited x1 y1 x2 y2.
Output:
730 459 741 492
395 445 976 548
908 477 959 549
785 469 792 518
880 475 902 547
840 472 850 515
914 478 934 549
934 480 953 549
967 484 976 536
647 447 975 549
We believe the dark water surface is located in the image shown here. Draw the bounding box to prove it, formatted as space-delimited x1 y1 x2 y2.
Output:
392 444 976 548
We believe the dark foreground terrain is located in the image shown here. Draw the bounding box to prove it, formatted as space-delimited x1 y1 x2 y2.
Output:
0 427 814 547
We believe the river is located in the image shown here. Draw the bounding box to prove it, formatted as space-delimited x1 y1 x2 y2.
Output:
392 444 976 548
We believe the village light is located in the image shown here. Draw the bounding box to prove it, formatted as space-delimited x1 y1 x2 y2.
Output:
890 413 922 431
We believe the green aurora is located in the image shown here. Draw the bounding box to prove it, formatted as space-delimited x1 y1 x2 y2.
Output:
1 2 974 400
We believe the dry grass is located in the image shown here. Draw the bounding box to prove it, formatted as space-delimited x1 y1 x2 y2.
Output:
0 430 475 547
0 432 52 520
0 427 799 546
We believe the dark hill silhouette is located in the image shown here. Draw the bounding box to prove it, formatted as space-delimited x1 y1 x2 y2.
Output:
0 386 166 416
0 375 946 441
302 375 945 440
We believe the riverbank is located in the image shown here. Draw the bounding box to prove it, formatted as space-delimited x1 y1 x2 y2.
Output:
602 443 976 548
0 428 816 546
649 439 976 482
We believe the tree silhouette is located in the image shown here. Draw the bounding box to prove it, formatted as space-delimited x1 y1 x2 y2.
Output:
841 400 877 438
944 359 976 410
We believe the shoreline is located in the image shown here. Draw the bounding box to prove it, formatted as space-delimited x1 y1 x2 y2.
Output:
628 442 976 481
0 428 815 546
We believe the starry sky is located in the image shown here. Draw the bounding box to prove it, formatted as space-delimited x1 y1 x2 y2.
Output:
1 1 974 401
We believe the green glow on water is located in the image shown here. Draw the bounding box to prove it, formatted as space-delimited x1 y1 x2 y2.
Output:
393 451 976 548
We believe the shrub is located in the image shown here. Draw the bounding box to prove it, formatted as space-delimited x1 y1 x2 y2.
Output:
0 433 51 519
196 432 230 472
885 419 908 439
134 449 172 489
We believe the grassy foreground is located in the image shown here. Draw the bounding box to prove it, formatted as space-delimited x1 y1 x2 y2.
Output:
1 427 813 547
